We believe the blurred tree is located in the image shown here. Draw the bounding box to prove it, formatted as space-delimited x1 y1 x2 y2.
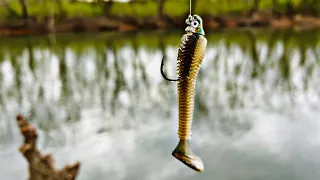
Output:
1 0 19 18
271 0 278 14
18 0 28 24
299 0 319 15
56 0 66 18
97 0 102 6
99 0 114 16
157 0 166 18
253 0 260 11
285 2 294 17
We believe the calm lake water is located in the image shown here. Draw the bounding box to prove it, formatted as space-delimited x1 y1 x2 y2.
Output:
0 29 319 180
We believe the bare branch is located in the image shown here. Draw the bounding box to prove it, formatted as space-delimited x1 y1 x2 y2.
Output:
16 114 81 180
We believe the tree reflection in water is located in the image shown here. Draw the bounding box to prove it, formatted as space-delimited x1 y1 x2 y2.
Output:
0 29 319 179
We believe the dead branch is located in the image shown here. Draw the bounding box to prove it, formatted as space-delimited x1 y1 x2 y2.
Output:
16 114 81 180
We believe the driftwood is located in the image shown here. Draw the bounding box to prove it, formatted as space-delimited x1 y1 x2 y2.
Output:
16 114 81 180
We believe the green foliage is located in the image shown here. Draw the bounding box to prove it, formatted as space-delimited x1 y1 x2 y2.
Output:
0 0 102 20
0 0 318 21
0 7 10 20
163 1 188 17
110 1 157 17
1 1 22 18
196 0 251 15
63 2 102 17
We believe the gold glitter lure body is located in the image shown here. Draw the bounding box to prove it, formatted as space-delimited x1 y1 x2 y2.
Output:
160 14 207 172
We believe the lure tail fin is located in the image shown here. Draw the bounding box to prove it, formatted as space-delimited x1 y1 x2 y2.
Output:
172 139 204 172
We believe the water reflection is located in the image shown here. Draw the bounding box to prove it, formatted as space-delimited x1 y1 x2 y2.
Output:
0 29 320 180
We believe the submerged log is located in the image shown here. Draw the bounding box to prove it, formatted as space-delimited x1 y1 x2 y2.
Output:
16 114 80 180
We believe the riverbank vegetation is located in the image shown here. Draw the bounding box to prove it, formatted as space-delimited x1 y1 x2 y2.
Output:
0 0 318 21
0 0 319 36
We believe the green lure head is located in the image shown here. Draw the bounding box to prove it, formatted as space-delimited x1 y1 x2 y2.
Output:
185 14 205 35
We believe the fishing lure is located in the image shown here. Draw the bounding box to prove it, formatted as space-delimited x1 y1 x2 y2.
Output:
160 14 207 172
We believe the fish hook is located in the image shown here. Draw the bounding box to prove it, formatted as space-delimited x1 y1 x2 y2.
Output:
160 56 179 82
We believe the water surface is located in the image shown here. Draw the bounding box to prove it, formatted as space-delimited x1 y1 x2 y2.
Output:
0 29 320 180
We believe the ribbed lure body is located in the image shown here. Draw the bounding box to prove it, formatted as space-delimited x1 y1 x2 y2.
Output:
159 14 208 172
177 33 207 140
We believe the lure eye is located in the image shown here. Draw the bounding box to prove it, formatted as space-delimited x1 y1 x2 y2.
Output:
191 21 199 28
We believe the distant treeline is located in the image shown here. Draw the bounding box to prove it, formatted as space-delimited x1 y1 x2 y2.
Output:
0 0 319 22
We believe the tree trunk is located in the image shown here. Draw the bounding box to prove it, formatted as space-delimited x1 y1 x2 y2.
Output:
56 0 66 18
101 0 113 16
157 0 165 19
254 0 260 11
271 0 278 15
18 0 28 24
286 2 294 17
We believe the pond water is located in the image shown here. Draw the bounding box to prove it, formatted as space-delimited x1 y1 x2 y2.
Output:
0 29 319 180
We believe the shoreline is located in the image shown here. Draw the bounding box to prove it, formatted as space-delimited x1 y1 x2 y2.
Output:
0 13 319 37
